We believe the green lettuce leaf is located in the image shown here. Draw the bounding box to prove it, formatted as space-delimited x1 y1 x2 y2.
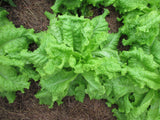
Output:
35 70 78 107
0 10 38 102
50 0 113 16
114 0 148 14
51 0 83 14
121 48 160 90
68 75 86 102
120 10 160 46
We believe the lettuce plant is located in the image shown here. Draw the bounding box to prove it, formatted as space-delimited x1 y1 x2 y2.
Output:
0 10 39 102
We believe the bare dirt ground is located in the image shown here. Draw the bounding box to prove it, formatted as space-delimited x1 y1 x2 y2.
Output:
0 0 127 119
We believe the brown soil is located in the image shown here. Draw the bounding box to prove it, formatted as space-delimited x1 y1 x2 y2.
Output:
0 0 126 120
118 35 130 51
2 0 53 32
105 6 130 51
105 6 121 33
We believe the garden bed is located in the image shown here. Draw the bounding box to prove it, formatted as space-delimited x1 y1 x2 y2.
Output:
1 0 159 120
0 0 121 119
